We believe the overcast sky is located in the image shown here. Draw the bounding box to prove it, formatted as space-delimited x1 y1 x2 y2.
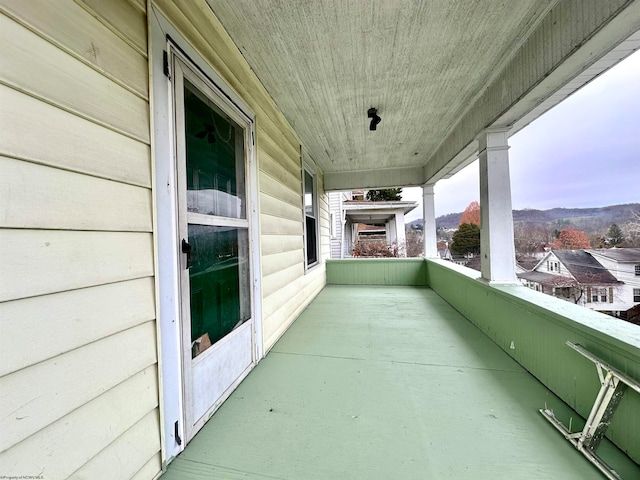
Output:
404 49 640 222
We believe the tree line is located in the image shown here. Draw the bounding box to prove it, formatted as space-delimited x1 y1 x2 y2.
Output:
445 202 640 256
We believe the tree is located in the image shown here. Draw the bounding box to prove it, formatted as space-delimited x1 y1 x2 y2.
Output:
451 223 480 255
606 223 624 246
366 188 402 201
621 210 640 247
459 201 480 226
352 240 398 257
551 228 591 250
405 228 423 258
514 222 552 255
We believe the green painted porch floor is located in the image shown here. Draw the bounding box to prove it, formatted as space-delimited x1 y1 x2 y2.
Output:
162 285 640 479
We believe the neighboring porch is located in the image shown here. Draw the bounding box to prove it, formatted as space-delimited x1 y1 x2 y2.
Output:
161 260 640 479
342 200 418 258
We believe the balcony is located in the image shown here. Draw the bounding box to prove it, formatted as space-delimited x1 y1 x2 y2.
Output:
161 259 640 479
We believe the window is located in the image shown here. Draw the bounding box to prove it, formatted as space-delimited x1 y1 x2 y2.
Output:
634 288 640 302
635 265 640 276
303 167 318 267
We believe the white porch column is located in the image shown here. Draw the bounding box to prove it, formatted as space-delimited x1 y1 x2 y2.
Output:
422 184 438 258
386 220 393 244
395 212 407 257
478 128 517 283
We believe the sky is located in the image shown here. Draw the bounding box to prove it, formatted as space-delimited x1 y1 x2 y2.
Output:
403 49 640 222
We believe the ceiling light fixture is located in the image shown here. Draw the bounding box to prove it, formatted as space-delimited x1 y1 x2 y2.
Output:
368 108 381 131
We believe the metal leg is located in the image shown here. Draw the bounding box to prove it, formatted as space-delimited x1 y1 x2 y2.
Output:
540 341 640 480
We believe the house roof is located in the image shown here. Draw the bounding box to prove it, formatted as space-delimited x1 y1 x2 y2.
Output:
516 256 540 271
552 250 619 285
588 248 640 263
517 271 573 286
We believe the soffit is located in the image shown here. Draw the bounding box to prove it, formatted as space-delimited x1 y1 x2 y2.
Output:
206 0 556 177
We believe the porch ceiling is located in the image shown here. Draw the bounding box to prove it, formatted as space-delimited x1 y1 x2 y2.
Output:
206 0 639 190
344 201 417 223
207 0 554 180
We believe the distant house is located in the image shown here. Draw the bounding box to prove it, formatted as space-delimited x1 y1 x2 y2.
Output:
517 249 640 317
588 248 640 319
328 191 417 258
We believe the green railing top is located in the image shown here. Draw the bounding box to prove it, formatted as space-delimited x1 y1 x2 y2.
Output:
424 258 640 354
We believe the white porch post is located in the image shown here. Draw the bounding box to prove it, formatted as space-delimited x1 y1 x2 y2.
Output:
386 220 393 244
422 184 438 258
395 212 407 257
478 128 517 283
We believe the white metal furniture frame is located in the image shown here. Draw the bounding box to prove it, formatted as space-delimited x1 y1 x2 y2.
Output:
540 341 640 480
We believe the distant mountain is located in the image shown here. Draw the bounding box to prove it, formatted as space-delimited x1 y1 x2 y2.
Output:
407 203 640 231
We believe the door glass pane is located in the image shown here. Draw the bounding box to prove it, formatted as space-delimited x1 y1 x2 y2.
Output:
188 224 251 358
184 80 246 219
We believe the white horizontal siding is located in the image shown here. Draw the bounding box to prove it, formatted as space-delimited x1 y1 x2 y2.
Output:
260 234 303 257
0 156 152 231
0 84 151 187
130 453 163 480
0 321 157 452
0 366 159 479
0 277 156 377
77 0 148 55
262 250 305 278
262 270 326 348
0 13 149 142
259 170 302 208
317 175 331 262
328 192 344 259
0 0 148 98
0 1 160 479
68 409 161 480
259 191 305 222
0 229 154 302
258 146 302 193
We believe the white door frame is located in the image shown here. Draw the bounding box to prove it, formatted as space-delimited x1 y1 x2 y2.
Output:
150 8 263 465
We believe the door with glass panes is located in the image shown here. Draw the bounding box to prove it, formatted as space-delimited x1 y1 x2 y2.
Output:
173 55 255 441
